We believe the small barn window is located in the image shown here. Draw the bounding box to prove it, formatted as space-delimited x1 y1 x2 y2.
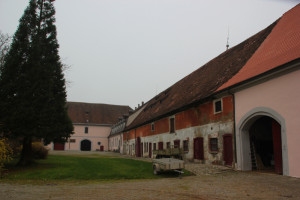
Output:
70 139 76 143
214 99 223 114
170 117 175 133
209 138 218 152
166 142 170 149
151 123 155 131
183 140 189 152
174 140 180 148
84 127 88 134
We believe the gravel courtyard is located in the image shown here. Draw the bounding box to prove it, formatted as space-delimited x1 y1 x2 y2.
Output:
1 151 299 200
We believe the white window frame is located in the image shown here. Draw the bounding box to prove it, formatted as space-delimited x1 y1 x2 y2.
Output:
213 98 223 114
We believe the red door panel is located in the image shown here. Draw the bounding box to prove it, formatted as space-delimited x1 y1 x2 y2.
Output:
158 142 163 150
223 134 233 166
54 142 65 151
272 120 282 174
194 137 204 160
136 137 141 157
149 143 152 158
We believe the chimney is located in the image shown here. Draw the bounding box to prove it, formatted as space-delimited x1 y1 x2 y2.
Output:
142 101 144 106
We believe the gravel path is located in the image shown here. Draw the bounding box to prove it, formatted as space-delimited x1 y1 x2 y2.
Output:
1 151 299 200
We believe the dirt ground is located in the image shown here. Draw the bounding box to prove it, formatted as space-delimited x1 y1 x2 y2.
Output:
1 151 299 200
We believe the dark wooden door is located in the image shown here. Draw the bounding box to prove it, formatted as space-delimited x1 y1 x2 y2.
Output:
272 119 282 174
141 143 143 157
223 134 233 166
100 145 104 151
158 142 163 150
149 143 152 158
194 137 204 160
54 142 65 151
136 137 141 157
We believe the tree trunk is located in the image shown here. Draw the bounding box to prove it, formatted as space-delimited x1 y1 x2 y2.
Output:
18 137 34 166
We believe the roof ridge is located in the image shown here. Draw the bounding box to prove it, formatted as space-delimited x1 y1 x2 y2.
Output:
126 17 277 130
217 3 300 91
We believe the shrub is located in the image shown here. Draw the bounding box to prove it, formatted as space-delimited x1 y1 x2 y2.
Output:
0 138 13 172
32 142 49 159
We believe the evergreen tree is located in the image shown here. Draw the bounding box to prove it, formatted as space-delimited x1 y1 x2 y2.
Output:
0 0 73 166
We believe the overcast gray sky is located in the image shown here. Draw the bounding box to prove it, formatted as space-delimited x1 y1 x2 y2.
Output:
0 0 299 109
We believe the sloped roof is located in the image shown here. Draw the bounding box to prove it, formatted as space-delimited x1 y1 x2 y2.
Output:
126 19 277 130
67 102 132 125
218 4 300 91
126 103 147 127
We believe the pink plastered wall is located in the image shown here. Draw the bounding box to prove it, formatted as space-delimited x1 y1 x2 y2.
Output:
67 125 111 151
235 69 300 177
48 125 111 151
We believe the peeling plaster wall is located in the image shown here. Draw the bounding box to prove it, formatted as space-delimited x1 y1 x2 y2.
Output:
124 121 233 163
123 95 234 165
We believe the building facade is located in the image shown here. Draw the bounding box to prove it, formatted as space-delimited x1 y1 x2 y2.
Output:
124 95 235 165
216 5 300 177
108 116 127 153
49 102 131 151
121 18 276 166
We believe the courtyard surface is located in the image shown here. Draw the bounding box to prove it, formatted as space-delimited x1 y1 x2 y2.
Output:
0 151 299 200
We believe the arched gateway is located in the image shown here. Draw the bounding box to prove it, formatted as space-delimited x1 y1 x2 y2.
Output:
236 107 289 176
80 139 91 151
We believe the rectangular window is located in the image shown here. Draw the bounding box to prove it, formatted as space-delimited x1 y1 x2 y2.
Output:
84 127 88 133
153 143 157 150
183 140 189 152
70 139 76 143
151 123 155 131
170 117 175 133
166 142 170 149
214 99 223 114
174 140 180 148
209 138 218 152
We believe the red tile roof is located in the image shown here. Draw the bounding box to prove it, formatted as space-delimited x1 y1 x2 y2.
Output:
67 102 132 125
126 20 277 130
218 4 300 91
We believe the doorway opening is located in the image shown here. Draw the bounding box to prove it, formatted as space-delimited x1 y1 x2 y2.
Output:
194 137 204 160
81 139 91 151
249 116 282 174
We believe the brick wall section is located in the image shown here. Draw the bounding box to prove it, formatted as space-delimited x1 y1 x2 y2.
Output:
124 95 234 141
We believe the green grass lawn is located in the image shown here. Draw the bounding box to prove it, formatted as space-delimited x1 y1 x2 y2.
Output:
2 155 190 181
